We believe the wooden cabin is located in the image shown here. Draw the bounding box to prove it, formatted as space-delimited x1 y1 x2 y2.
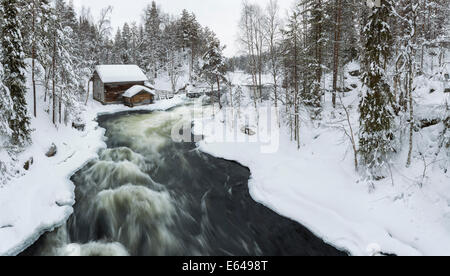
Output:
90 65 149 105
123 85 156 107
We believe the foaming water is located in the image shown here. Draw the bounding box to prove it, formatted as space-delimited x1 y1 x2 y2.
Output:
22 105 345 256
86 185 177 255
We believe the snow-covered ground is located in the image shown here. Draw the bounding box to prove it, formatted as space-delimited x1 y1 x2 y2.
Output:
193 68 450 256
1 58 449 256
0 65 185 255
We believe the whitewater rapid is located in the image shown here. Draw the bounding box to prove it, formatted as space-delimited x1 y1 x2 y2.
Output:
23 105 344 256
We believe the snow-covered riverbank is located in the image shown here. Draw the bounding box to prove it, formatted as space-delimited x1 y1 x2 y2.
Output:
0 93 185 256
193 93 450 256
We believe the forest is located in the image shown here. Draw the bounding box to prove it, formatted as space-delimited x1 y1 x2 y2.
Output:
0 0 228 184
0 0 448 189
0 0 449 256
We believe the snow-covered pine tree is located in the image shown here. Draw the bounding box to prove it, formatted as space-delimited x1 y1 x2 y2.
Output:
298 0 327 119
331 0 343 109
163 21 184 93
281 8 302 149
391 0 419 167
0 63 13 143
201 33 227 109
1 0 31 146
112 29 123 64
130 22 142 65
233 85 244 118
359 0 395 178
29 0 54 107
20 0 52 118
120 23 132 64
178 10 201 81
143 1 162 79
53 0 84 125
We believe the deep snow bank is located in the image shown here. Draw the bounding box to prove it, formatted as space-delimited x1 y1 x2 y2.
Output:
192 94 450 256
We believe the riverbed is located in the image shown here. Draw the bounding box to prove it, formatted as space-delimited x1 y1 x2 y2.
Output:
22 105 345 256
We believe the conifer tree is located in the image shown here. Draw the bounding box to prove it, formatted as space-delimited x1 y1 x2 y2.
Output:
144 1 162 79
1 0 31 146
0 64 13 142
281 9 302 149
121 23 132 64
202 34 227 109
359 0 395 177
113 29 123 64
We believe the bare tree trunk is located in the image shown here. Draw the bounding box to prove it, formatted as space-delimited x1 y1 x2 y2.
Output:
338 93 358 170
314 0 323 115
294 33 300 149
217 76 222 109
420 44 424 73
44 70 49 103
332 0 342 109
85 80 90 105
59 83 62 124
266 0 280 114
211 84 215 117
52 33 57 126
407 62 414 167
32 0 37 118
190 48 194 82
258 36 263 102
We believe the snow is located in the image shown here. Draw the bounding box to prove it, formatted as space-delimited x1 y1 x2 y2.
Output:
123 85 156 98
1 56 449 256
186 83 212 94
226 71 275 86
94 65 148 84
0 62 185 256
153 71 190 92
192 70 450 256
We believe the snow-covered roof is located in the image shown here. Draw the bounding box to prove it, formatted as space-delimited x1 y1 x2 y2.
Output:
144 81 155 90
123 85 156 98
95 65 148 84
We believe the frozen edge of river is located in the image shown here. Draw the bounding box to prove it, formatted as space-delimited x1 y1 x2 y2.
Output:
192 107 450 257
0 96 185 256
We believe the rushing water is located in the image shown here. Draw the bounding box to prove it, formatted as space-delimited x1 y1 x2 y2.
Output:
22 105 345 256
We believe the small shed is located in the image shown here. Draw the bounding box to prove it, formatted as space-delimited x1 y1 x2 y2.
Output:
123 85 156 107
90 65 149 105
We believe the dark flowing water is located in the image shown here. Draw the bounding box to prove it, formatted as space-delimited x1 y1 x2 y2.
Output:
22 106 346 256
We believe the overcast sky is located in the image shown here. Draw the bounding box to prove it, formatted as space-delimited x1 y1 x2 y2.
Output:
72 0 294 57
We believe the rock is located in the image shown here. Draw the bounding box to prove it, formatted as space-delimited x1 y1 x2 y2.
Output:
46 143 58 158
242 126 256 136
350 84 358 89
72 122 85 132
337 87 352 93
23 157 34 171
419 118 441 129
349 70 361 77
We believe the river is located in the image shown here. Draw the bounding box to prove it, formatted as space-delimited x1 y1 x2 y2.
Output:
22 105 345 256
